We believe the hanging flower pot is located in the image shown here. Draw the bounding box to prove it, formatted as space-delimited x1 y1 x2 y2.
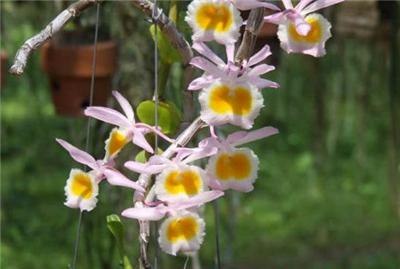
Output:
1 50 7 88
41 34 117 117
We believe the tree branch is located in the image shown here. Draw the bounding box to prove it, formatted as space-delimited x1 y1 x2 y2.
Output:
9 0 98 76
130 0 193 65
235 8 265 64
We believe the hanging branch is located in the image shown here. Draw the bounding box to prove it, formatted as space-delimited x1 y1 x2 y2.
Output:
130 0 193 65
235 8 265 64
134 117 206 269
130 0 196 125
9 0 98 76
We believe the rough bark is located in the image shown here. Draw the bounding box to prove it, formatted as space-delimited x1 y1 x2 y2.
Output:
9 0 98 75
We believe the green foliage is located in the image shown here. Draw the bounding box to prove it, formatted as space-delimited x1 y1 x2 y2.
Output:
107 215 133 269
149 25 181 64
135 150 148 163
136 100 181 135
135 148 163 163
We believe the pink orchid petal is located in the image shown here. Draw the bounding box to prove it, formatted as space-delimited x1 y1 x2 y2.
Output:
132 130 154 153
170 190 224 211
112 91 135 122
121 205 167 221
226 44 235 63
264 11 288 25
84 107 131 128
282 0 294 9
124 161 166 175
104 169 145 192
247 77 280 89
190 57 224 77
232 0 280 11
248 45 272 66
199 137 220 148
135 123 174 143
292 14 311 35
188 76 213 91
192 42 225 66
247 64 275 77
56 138 98 170
301 0 344 15
295 0 315 11
173 147 195 162
227 126 279 146
183 147 219 164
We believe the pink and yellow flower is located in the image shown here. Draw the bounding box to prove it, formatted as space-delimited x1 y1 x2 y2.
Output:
264 0 343 57
85 91 173 158
185 0 243 44
158 211 205 255
199 80 263 129
64 169 99 211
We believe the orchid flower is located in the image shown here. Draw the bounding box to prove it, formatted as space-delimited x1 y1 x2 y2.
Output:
56 138 114 182
177 126 279 192
189 42 279 129
264 0 344 57
121 190 224 221
185 0 243 44
158 211 205 255
84 91 173 156
64 169 99 212
125 154 212 203
122 191 223 255
57 138 145 211
189 42 279 90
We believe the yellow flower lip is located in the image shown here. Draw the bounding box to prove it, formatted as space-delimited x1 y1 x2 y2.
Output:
71 171 94 199
288 17 322 43
166 216 199 243
164 169 202 196
195 3 233 33
106 128 129 158
215 152 252 181
208 84 253 116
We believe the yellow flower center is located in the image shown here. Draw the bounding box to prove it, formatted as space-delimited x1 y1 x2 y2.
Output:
208 85 252 116
167 217 199 243
196 3 233 32
165 170 202 196
107 129 128 157
215 152 252 181
288 17 322 43
71 172 93 199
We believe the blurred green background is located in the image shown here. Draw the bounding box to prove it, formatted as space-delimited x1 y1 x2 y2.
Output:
1 1 400 269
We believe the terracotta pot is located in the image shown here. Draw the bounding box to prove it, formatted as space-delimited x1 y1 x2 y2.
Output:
1 51 7 88
41 41 117 116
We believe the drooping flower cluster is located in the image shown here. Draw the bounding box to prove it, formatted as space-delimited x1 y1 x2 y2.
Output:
57 0 343 258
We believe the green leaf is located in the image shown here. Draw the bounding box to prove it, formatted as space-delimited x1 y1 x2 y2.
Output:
107 215 124 250
106 215 133 269
136 100 181 135
135 148 164 163
135 150 148 163
150 25 181 64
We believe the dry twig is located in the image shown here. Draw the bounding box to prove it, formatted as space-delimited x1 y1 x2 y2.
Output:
9 0 98 75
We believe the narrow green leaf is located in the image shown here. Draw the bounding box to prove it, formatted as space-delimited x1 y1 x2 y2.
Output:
150 25 181 64
106 214 133 269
